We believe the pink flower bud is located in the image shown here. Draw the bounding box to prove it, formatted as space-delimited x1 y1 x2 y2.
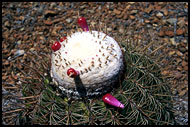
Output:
102 93 124 109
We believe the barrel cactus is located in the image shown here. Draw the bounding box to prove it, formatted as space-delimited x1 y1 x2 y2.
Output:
8 17 174 125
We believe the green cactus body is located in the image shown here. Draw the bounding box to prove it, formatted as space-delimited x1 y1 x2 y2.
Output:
18 42 174 125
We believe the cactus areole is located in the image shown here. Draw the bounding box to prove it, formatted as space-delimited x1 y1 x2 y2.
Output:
50 21 124 99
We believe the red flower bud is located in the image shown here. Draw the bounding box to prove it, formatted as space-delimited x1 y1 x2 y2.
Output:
60 36 67 42
77 17 89 31
51 41 61 52
67 68 79 78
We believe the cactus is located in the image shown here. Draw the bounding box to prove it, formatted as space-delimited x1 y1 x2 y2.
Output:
3 17 174 125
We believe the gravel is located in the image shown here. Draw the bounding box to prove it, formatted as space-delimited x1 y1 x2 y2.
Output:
2 2 188 125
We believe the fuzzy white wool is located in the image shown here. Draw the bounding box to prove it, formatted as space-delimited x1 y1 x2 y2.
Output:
51 31 123 89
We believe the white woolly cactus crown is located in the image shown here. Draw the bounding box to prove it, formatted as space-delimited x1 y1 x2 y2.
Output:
50 19 124 99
